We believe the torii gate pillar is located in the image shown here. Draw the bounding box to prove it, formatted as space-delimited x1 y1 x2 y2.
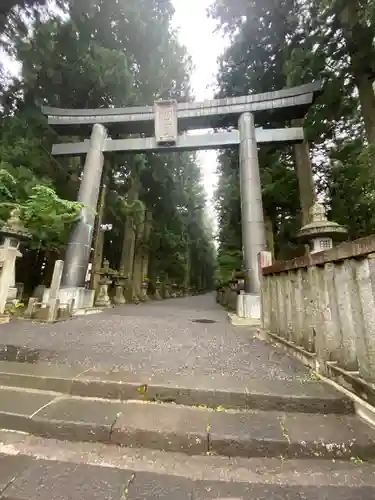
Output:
62 123 107 288
239 112 266 294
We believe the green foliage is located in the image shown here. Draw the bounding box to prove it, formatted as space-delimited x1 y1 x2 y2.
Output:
0 168 81 249
21 185 82 249
212 0 375 274
0 0 216 290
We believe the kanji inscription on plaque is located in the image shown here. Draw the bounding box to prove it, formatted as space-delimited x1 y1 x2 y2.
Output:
154 100 178 144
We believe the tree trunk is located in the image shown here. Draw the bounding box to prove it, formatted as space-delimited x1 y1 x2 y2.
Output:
132 252 143 301
353 72 375 146
90 159 110 291
120 178 140 279
131 209 145 301
264 216 275 258
285 73 316 226
184 242 191 290
339 1 375 147
292 120 316 227
141 209 153 281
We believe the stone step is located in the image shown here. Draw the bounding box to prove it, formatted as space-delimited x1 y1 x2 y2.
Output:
0 386 374 460
1 432 375 499
0 360 353 414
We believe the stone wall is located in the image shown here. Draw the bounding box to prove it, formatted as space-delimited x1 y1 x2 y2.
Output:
261 235 375 391
216 286 238 311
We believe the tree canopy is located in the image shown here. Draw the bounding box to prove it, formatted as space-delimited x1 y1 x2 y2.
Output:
1 0 216 294
211 0 375 281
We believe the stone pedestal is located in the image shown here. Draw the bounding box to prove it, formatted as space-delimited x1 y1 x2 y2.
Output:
43 287 95 312
95 282 111 307
140 281 149 302
232 292 261 326
113 285 126 305
163 284 170 299
153 279 162 300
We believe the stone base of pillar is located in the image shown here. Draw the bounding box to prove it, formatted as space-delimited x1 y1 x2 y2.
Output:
113 285 126 305
42 287 95 312
229 293 261 326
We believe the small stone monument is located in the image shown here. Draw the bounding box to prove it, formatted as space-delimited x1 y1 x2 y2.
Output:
171 282 178 298
140 279 149 302
113 275 127 305
0 209 31 316
162 282 170 299
298 201 347 253
95 259 113 307
153 277 162 300
46 259 64 322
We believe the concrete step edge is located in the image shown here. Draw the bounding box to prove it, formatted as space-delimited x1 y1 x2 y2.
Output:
2 450 375 500
0 411 374 461
0 396 373 460
0 366 353 414
2 430 375 488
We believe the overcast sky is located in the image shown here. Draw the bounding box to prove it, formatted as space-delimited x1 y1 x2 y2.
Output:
172 0 227 231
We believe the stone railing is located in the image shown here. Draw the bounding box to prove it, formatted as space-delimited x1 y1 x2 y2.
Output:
261 235 375 399
216 281 238 310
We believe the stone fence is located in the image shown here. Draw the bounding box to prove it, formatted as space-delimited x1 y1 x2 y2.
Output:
216 283 238 310
261 235 375 399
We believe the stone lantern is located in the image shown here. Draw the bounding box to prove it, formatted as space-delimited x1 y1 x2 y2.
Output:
140 278 149 302
95 259 113 307
153 277 162 300
298 202 347 254
171 282 178 298
0 208 31 314
113 274 127 305
162 281 171 299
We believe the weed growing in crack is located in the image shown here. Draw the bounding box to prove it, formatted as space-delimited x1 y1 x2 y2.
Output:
279 421 291 444
121 473 136 499
206 423 212 454
297 371 320 384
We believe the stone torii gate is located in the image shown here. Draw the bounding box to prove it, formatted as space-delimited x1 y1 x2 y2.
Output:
42 81 322 318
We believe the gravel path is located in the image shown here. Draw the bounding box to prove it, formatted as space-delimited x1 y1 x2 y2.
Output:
0 294 307 385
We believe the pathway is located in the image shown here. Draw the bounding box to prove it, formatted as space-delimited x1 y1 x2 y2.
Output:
0 293 305 382
0 294 375 499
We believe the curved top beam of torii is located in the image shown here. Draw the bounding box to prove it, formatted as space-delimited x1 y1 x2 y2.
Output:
41 81 323 135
